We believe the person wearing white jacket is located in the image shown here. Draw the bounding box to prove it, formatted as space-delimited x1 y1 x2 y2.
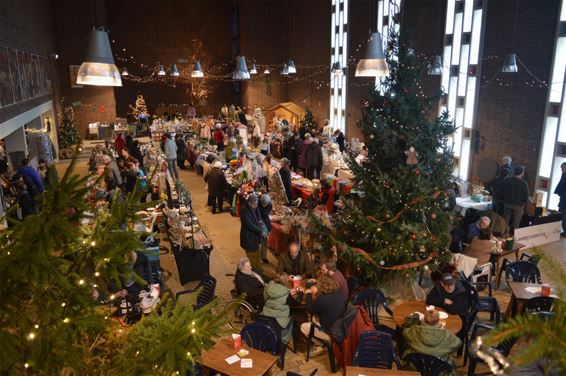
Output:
163 133 179 179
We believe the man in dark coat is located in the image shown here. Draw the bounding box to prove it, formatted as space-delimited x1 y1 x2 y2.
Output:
175 135 188 169
279 158 293 204
426 274 468 317
205 161 228 214
276 242 312 279
306 137 323 180
259 194 273 264
286 133 302 172
503 165 529 232
240 195 267 270
554 162 566 236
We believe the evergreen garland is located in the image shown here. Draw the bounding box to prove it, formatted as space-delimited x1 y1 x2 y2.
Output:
0 157 226 375
58 106 81 148
315 31 456 285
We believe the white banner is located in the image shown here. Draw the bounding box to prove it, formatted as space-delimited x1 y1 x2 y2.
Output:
514 220 561 249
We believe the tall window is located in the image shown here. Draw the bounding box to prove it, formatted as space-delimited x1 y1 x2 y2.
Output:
439 0 486 180
330 0 349 134
535 0 566 209
376 0 402 89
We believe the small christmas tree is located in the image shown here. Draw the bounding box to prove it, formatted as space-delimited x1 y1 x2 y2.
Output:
316 32 455 286
58 106 81 148
300 108 318 135
129 94 148 122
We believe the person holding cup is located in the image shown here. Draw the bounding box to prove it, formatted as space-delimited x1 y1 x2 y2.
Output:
276 242 312 280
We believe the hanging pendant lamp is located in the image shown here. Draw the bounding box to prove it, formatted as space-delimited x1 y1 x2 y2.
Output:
502 53 518 73
427 55 443 75
76 29 122 86
157 65 166 76
264 68 271 74
331 61 344 76
249 64 257 75
170 64 180 77
287 59 297 74
121 67 129 76
232 56 250 80
355 32 389 77
280 63 289 76
191 61 204 78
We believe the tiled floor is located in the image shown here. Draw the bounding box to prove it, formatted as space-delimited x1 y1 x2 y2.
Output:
56 156 561 375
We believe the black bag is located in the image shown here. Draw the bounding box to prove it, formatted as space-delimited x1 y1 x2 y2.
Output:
329 304 358 344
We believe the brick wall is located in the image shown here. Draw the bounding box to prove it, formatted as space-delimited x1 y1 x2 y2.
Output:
473 0 560 189
0 0 59 125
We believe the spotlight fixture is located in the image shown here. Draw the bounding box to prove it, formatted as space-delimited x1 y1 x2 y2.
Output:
427 55 443 75
263 68 271 74
76 28 122 86
502 53 518 73
121 67 129 76
286 59 297 74
157 65 166 76
232 56 250 80
355 32 388 77
191 61 204 78
170 64 180 77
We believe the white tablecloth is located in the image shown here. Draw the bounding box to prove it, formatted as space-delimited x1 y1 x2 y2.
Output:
455 197 492 216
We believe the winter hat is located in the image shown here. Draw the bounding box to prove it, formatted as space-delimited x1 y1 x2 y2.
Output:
213 161 222 168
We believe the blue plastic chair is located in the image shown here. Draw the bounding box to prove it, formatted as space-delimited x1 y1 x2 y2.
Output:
467 322 518 376
524 296 556 313
240 322 278 355
286 369 318 376
175 275 217 310
405 353 452 376
352 288 393 330
505 260 541 284
305 321 337 373
185 364 203 376
352 330 400 369
255 314 298 369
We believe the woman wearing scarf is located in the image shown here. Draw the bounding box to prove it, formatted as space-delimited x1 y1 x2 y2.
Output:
235 256 266 311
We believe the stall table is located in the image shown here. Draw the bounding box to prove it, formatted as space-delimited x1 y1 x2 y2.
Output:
292 183 313 201
392 301 462 334
505 281 560 317
267 222 292 255
493 241 526 290
201 337 277 376
345 367 419 376
455 197 492 216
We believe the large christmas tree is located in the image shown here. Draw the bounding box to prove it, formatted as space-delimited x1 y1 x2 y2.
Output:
0 158 227 375
300 108 318 135
58 106 81 149
318 33 455 286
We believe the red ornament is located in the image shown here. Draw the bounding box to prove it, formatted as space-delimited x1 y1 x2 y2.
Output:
431 213 437 220
410 234 417 240
66 207 77 217
415 169 420 175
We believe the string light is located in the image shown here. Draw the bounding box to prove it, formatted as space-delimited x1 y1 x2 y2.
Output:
28 332 36 340
24 363 29 369
78 279 85 286
94 272 100 277
63 317 70 324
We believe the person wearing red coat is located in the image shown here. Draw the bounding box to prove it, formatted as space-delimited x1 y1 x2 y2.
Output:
213 124 225 152
114 132 126 155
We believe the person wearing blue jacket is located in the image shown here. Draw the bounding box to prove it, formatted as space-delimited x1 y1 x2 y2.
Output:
17 158 44 196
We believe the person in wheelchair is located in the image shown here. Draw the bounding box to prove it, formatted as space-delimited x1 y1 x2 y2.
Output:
235 256 267 311
261 273 304 346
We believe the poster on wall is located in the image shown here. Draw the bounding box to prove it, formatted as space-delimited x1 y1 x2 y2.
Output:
69 65 82 88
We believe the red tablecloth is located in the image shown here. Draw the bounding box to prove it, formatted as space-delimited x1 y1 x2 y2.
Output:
187 146 199 167
292 183 313 201
267 222 291 255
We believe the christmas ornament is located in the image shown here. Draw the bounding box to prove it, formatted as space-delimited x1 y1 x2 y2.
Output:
410 234 417 240
405 146 418 165
431 213 437 220
415 169 420 175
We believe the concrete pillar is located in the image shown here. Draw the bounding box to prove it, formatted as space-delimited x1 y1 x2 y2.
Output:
4 126 28 169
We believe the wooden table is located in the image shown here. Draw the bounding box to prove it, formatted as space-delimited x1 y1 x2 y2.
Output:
392 301 462 334
493 241 526 290
505 281 559 317
345 366 420 375
201 338 278 376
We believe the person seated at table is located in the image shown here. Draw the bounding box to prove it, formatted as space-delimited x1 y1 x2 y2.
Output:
276 242 312 280
122 250 154 296
235 256 266 311
300 273 346 357
319 258 348 301
465 216 491 243
261 273 304 357
480 210 510 238
464 228 499 266
402 309 461 375
426 273 468 317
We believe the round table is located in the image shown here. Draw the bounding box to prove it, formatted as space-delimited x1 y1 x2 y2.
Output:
392 300 462 334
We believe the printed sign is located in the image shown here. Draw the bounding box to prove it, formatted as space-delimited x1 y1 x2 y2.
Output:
514 220 561 248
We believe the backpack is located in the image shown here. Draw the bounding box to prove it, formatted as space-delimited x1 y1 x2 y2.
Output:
329 304 358 344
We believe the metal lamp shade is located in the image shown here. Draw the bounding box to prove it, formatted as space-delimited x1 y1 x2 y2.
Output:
170 64 180 77
427 55 443 75
263 68 271 74
332 61 344 76
502 53 518 73
121 67 129 76
355 32 389 77
249 64 257 74
287 59 297 74
191 61 204 78
76 29 122 86
280 63 289 75
157 65 166 76
232 56 250 80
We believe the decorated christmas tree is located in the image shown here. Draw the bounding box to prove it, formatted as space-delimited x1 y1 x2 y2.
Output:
58 106 81 149
300 108 318 135
316 33 455 286
0 157 227 375
129 94 148 122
